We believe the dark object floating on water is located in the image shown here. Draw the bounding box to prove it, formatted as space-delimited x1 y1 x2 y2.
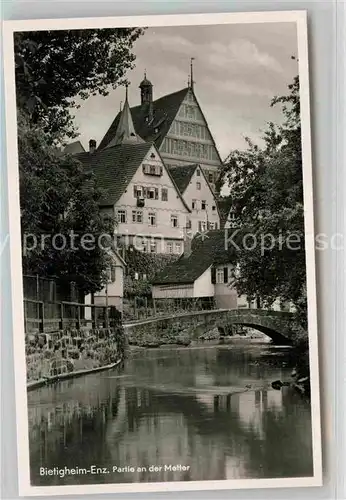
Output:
271 380 290 390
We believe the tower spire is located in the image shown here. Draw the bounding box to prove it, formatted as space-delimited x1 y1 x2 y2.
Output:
105 84 144 148
190 57 195 90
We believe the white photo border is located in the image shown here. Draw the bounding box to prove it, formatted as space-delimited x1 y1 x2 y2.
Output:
3 9 322 496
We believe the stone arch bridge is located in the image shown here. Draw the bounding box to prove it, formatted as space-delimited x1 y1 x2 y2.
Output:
123 309 299 346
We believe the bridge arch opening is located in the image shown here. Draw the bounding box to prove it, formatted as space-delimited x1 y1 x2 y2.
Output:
230 322 292 346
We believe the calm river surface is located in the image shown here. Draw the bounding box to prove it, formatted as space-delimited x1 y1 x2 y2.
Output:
28 343 313 485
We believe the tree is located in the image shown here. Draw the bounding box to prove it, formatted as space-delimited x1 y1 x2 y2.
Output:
19 111 115 295
14 28 144 141
16 28 145 294
220 75 307 323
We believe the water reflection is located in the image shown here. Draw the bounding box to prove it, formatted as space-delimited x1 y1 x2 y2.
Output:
28 345 313 485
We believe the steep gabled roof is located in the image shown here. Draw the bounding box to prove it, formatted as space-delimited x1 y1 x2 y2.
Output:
98 88 189 150
105 91 145 148
168 164 199 194
153 230 234 285
76 142 191 212
63 140 86 155
76 142 152 206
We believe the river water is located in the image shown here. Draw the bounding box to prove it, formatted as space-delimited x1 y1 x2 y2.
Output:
28 342 313 485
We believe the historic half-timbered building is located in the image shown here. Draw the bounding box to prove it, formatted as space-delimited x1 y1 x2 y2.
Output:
98 73 223 192
76 88 191 255
72 68 224 258
168 163 220 235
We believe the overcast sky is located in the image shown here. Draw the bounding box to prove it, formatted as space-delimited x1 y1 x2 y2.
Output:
72 22 298 160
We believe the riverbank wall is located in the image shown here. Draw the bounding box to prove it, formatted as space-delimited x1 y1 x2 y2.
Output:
25 325 125 385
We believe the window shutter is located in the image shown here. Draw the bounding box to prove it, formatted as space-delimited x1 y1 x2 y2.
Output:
155 188 159 199
111 266 116 282
142 187 147 198
211 267 216 284
223 267 228 283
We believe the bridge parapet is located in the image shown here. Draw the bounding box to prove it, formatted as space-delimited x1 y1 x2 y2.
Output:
123 308 299 346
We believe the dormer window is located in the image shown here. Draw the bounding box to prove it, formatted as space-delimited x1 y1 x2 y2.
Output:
143 163 162 176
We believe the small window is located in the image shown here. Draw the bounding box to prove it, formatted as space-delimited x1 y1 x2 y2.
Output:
161 188 168 201
134 272 139 280
166 242 173 254
196 182 201 190
198 221 207 232
171 215 178 228
117 210 126 223
175 242 182 254
148 212 156 226
132 210 143 223
196 169 201 176
150 153 155 159
149 241 157 253
212 205 216 211
201 200 206 210
106 267 115 283
192 199 197 210
141 241 147 252
216 268 224 284
208 173 214 183
134 185 142 198
186 218 192 229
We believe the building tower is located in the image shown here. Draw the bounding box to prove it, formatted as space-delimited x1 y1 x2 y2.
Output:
105 85 144 148
139 71 154 122
139 71 153 104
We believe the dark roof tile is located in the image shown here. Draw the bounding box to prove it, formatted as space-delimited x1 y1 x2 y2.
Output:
76 142 152 205
168 164 199 194
63 140 86 155
153 230 234 285
98 88 189 150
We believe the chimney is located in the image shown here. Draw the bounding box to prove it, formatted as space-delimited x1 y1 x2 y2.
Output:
89 139 96 153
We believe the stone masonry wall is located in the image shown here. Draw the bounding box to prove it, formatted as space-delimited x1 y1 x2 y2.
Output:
124 309 298 346
25 326 125 383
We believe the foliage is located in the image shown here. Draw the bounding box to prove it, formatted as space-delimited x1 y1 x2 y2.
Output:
220 75 307 319
19 111 115 295
16 28 145 293
14 27 144 141
123 246 178 296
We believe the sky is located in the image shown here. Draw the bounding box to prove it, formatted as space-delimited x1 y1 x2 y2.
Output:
71 22 298 160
